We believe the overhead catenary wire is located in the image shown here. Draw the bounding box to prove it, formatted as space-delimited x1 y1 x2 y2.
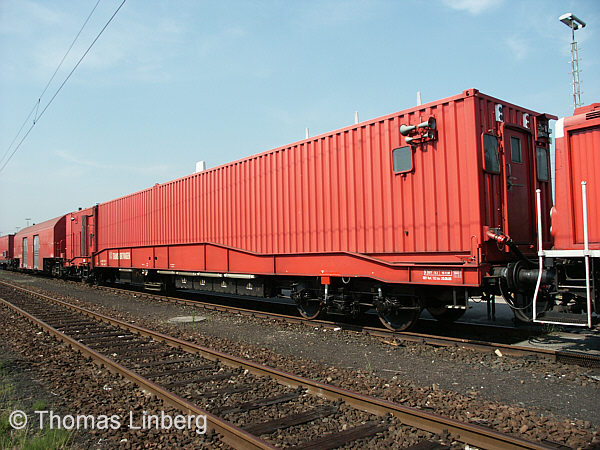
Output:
37 0 104 121
0 0 127 174
0 103 38 168
0 0 102 168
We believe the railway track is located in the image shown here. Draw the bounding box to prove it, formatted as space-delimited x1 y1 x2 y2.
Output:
84 282 600 369
0 281 556 449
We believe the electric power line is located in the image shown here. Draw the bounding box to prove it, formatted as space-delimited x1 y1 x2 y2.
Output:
0 0 127 174
0 0 101 168
39 0 103 114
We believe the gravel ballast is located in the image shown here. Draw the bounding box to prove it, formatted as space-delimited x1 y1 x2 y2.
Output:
0 299 224 448
1 270 599 448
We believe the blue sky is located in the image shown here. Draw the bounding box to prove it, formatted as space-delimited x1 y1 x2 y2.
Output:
1 0 599 234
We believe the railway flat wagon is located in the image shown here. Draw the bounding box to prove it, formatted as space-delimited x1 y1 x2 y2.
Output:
14 216 66 272
0 234 15 268
91 89 555 329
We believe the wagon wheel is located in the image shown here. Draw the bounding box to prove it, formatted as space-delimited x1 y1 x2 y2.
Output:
501 284 549 323
426 305 466 323
377 296 421 331
511 293 550 323
294 289 323 320
510 292 534 323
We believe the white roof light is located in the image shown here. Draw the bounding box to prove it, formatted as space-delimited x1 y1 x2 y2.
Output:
559 13 586 30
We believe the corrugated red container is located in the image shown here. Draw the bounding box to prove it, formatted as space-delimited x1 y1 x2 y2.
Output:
95 89 553 287
65 207 96 267
14 216 66 270
0 234 14 262
553 103 600 250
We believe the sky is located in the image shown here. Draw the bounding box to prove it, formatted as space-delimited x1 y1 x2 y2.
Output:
1 0 599 235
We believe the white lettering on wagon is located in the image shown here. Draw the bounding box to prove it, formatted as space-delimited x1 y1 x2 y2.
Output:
109 251 131 260
422 270 461 282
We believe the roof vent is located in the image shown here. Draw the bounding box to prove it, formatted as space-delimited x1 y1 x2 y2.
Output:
195 161 206 173
586 110 600 120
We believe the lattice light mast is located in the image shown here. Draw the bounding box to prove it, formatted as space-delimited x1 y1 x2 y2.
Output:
559 13 586 109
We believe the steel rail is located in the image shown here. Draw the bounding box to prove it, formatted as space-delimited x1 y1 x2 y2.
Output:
0 281 552 449
88 283 600 367
0 293 275 449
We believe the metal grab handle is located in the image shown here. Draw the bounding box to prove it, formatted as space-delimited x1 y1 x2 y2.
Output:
582 181 592 327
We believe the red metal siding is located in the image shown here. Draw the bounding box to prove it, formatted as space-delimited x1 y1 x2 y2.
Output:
99 95 479 257
553 103 600 250
65 207 95 266
14 216 66 269
95 89 547 284
474 95 553 257
0 235 14 261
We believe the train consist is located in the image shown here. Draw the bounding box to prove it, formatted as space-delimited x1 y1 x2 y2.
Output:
1 89 598 330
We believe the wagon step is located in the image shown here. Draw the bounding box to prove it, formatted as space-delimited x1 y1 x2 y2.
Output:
144 282 164 291
535 311 597 326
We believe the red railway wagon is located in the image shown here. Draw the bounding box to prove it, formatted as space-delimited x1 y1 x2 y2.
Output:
14 216 66 271
61 207 97 278
89 89 555 330
552 103 600 251
530 103 600 327
0 234 15 268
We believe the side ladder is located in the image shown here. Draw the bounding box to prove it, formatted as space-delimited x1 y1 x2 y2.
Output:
532 182 596 327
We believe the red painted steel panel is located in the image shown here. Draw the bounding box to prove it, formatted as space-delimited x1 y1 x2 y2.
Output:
65 207 95 266
107 248 132 268
473 94 553 259
154 246 169 269
0 234 14 261
167 245 203 271
14 216 66 270
94 89 549 284
205 245 228 272
132 247 153 268
228 251 274 274
553 103 600 250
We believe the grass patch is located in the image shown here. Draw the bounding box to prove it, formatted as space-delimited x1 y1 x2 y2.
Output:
32 400 46 411
542 323 561 335
0 417 71 449
0 361 72 449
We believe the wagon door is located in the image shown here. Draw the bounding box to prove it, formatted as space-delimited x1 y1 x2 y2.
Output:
33 235 39 269
90 207 97 255
503 128 534 244
81 215 88 258
22 237 28 268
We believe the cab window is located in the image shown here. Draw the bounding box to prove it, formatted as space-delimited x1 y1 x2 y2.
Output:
510 136 522 163
392 146 412 173
483 134 500 173
536 147 549 181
